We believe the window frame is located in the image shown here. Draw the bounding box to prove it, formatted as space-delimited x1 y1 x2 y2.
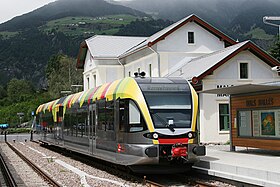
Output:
218 103 230 132
119 99 147 133
187 31 195 45
238 61 251 80
237 108 280 139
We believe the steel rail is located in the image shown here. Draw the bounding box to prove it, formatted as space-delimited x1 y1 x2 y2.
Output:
195 180 218 187
6 142 61 187
0 152 17 187
143 176 166 187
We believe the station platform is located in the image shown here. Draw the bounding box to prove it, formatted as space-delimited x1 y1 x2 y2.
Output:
193 145 280 187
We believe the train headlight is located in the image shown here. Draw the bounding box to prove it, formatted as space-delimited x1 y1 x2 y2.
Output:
143 132 159 140
152 133 158 139
187 132 196 139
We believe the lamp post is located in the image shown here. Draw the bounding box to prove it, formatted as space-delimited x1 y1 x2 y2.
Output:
71 85 83 92
60 90 72 96
263 16 280 40
17 112 24 127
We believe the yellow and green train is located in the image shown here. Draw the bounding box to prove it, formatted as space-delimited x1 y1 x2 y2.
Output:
36 77 205 173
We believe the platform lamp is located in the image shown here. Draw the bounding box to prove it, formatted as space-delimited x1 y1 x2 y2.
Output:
263 16 280 40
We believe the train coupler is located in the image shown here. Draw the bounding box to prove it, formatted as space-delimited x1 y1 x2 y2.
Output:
171 143 187 158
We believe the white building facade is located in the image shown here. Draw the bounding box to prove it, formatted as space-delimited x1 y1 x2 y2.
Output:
76 14 280 143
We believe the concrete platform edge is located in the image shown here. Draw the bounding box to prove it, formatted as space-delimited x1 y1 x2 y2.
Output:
193 165 280 187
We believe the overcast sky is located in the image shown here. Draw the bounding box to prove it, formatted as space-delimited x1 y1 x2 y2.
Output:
0 0 57 24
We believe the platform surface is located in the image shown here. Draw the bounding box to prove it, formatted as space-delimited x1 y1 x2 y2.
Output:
193 145 280 187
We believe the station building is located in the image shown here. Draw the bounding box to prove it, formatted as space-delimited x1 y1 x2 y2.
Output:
204 82 280 150
76 14 280 143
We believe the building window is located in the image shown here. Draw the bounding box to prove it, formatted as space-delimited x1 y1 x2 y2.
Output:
188 31 195 44
93 74 96 88
149 64 152 77
87 77 90 90
239 62 248 79
138 68 140 73
238 109 280 138
219 104 230 131
128 71 131 77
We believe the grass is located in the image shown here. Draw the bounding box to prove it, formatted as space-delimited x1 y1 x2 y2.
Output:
40 14 144 36
6 127 32 134
0 31 19 39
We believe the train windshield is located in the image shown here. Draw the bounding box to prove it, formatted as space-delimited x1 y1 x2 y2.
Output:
136 78 193 129
144 92 192 129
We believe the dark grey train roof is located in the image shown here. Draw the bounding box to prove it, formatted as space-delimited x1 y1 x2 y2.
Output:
135 77 191 92
134 77 188 84
201 81 280 95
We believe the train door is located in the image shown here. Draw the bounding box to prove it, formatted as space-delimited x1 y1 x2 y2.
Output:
116 99 129 144
55 106 64 145
89 104 96 154
96 99 116 161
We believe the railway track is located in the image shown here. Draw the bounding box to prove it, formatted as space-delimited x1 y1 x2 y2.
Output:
7 140 241 187
6 142 61 187
37 142 235 187
0 150 17 187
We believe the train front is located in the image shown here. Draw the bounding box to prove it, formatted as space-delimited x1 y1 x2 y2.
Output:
131 77 205 173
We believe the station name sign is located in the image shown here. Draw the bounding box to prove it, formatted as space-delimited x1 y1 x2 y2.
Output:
246 97 274 107
146 85 185 91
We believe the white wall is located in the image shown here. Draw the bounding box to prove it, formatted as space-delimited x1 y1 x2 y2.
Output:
84 65 124 89
156 22 226 77
83 50 124 89
157 22 225 53
124 53 158 77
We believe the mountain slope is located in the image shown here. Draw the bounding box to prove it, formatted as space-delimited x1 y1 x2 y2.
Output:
0 0 150 87
229 0 280 35
116 0 280 42
0 0 146 32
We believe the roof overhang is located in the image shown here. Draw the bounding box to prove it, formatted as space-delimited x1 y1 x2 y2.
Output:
148 14 237 48
191 41 280 84
201 84 280 95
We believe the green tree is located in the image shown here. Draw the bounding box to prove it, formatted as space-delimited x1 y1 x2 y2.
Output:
0 85 7 99
269 39 280 61
7 78 34 102
46 54 83 98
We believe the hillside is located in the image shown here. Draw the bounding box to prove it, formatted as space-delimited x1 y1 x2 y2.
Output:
0 0 145 32
1 0 280 88
0 0 171 88
116 0 280 45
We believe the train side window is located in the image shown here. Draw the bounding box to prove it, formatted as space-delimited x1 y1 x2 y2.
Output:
41 113 54 133
64 113 71 136
89 104 96 137
97 99 106 131
106 100 114 131
77 111 87 137
129 100 146 132
119 99 147 133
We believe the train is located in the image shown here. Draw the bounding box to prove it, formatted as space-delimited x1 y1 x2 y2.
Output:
36 77 205 173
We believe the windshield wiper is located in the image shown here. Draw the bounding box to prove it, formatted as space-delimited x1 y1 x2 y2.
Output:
151 112 175 132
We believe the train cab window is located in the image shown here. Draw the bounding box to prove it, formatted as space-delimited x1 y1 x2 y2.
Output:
119 99 147 133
